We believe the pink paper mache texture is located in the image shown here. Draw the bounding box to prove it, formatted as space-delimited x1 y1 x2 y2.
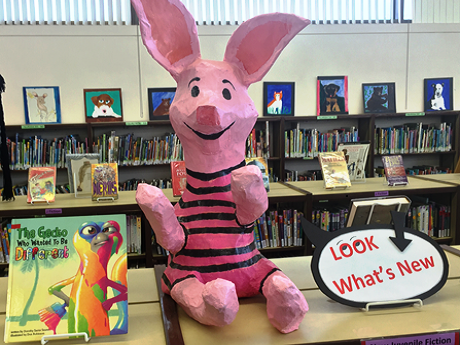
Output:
132 0 310 333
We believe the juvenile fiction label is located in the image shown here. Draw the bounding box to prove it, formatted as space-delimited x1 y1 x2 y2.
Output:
362 331 459 345
317 115 338 120
126 121 148 126
21 125 45 129
405 112 425 117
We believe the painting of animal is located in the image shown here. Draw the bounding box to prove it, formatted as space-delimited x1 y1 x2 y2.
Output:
317 77 348 115
148 88 176 120
366 86 388 111
132 0 309 333
267 91 283 114
23 86 61 124
424 77 453 112
91 94 121 118
84 89 123 123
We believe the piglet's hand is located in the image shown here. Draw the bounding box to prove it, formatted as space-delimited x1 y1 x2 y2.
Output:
231 165 268 226
136 183 185 254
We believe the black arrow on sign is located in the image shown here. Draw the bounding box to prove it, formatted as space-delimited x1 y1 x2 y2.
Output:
389 210 412 252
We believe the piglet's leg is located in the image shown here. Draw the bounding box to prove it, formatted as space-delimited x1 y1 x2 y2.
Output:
135 183 184 254
262 271 308 334
171 278 239 327
231 165 268 225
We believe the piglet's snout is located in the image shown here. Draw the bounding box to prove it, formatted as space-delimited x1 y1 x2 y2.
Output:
196 105 221 126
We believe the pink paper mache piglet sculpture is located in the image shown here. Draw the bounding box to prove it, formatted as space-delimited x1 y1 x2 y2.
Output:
132 0 310 333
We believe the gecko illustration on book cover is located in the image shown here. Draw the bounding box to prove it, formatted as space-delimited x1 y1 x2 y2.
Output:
4 215 128 343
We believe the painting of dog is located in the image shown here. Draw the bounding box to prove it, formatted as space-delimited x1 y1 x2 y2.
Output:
263 82 295 116
84 88 123 123
317 76 348 116
424 78 453 112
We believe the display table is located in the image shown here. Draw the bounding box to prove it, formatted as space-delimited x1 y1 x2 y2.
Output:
1 248 460 345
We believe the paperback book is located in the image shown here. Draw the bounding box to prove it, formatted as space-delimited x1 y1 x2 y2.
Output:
4 215 128 343
337 141 370 181
170 161 187 197
381 155 408 186
27 167 57 204
318 151 351 189
91 163 119 201
66 153 100 195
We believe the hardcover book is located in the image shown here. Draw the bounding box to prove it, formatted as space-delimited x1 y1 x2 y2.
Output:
337 141 370 181
66 153 100 194
318 151 351 189
170 161 187 197
381 155 408 186
27 167 57 204
91 163 119 201
4 215 128 343
347 196 411 227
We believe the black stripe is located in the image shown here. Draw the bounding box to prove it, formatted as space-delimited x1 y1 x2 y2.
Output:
259 268 281 295
177 242 256 257
186 160 246 181
179 199 236 209
186 183 231 195
171 274 197 289
186 226 254 234
177 212 236 223
162 273 172 290
169 254 264 273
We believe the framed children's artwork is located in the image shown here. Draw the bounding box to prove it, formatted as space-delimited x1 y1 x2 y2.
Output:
362 82 396 113
148 87 176 120
23 86 62 124
317 76 348 116
424 77 453 112
263 82 295 116
84 88 123 123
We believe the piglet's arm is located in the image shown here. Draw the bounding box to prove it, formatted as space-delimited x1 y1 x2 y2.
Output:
136 183 185 254
231 165 268 225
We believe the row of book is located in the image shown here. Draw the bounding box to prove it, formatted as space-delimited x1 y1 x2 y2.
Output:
0 222 10 264
407 204 451 238
311 207 349 232
127 214 143 254
94 131 184 166
374 122 452 155
284 126 359 158
253 209 304 249
7 134 89 170
285 169 323 182
119 178 172 191
246 123 269 159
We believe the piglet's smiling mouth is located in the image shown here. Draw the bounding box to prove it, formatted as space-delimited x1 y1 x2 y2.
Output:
185 121 235 140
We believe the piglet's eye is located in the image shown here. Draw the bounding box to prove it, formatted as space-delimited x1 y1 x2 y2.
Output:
191 86 200 97
222 88 231 100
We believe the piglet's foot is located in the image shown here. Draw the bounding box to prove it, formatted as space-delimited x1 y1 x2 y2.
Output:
171 278 239 327
263 272 308 333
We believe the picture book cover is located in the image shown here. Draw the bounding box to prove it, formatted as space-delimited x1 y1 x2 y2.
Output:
245 157 270 192
27 167 57 204
170 161 187 197
318 151 351 189
91 163 119 201
337 142 370 181
381 155 408 186
66 153 100 194
4 214 128 343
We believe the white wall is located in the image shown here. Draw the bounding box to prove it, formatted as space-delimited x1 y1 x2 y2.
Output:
1 22 460 125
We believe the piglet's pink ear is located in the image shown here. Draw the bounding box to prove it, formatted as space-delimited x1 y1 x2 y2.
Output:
224 14 310 86
132 0 201 81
